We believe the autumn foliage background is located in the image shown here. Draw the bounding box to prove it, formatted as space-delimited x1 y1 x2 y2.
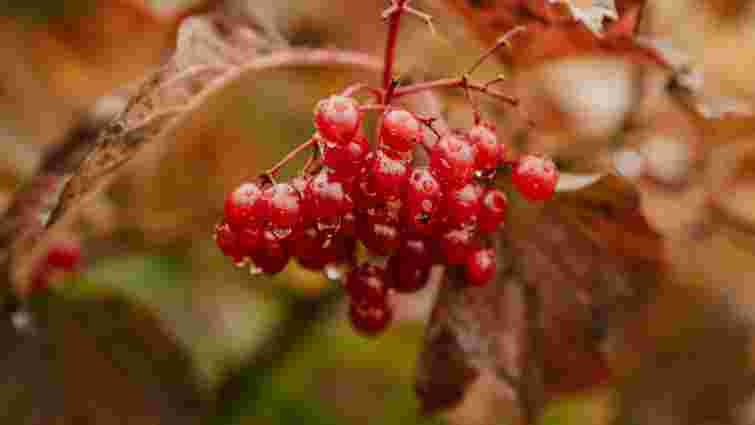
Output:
0 0 754 424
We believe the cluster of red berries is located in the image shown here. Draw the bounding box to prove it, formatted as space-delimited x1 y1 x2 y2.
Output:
31 241 82 291
214 94 558 335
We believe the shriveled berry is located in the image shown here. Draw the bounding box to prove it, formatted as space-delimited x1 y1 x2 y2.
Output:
261 183 302 228
388 256 430 293
215 222 244 261
405 167 444 233
439 227 477 265
430 134 476 188
224 182 263 229
322 133 369 177
345 263 388 304
379 108 421 153
306 171 351 221
349 299 393 336
314 95 361 144
369 150 410 201
251 229 290 274
479 189 508 233
511 155 559 201
465 248 496 287
446 182 482 226
46 241 81 271
467 124 501 171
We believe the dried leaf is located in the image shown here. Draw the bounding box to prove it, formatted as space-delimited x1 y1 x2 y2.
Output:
417 176 663 415
549 0 619 35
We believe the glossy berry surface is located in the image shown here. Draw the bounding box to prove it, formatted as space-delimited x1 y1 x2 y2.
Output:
467 124 501 171
446 183 482 226
369 150 410 201
379 108 421 153
215 222 243 261
345 263 388 304
405 167 444 233
306 171 352 220
322 133 369 177
478 189 508 233
439 227 477 265
465 248 496 287
224 182 263 229
251 230 290 274
387 239 433 293
430 134 476 188
314 95 361 144
261 183 302 228
349 299 393 336
512 155 559 201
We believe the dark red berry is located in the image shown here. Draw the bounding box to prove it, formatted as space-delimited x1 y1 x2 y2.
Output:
379 108 421 153
345 263 388 304
306 171 352 221
349 299 393 336
261 183 302 228
446 182 482 226
46 241 81 271
237 224 263 253
369 150 410 201
511 155 559 201
467 124 501 171
465 248 496 287
314 95 361 144
251 229 290 274
439 227 477 265
358 205 402 255
295 230 353 270
430 134 476 188
387 253 430 294
479 189 508 233
322 133 370 177
215 222 244 261
340 211 357 237
224 182 263 229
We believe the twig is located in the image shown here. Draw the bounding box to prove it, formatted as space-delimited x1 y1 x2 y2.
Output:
382 0 409 95
465 26 525 77
393 77 519 106
265 138 317 177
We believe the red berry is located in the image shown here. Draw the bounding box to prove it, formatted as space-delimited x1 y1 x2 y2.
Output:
314 95 361 144
322 133 370 177
215 222 244 261
349 299 393 336
379 108 421 153
479 189 508 233
405 167 444 233
340 211 357 237
446 182 482 226
306 171 352 221
46 241 81 271
511 155 559 201
237 224 263 253
430 134 476 188
358 218 401 256
467 124 501 171
369 150 410 201
439 227 477 265
345 263 388 304
387 255 430 293
224 182 263 229
251 229 290 274
465 248 496 287
295 229 354 270
261 183 302 229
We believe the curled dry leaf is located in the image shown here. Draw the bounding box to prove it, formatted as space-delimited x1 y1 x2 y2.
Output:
0 0 220 145
417 175 663 416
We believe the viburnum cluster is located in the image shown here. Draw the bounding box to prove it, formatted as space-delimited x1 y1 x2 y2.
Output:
213 0 559 336
214 95 558 335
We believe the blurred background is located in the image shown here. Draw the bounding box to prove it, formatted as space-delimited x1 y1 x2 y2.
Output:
0 0 754 424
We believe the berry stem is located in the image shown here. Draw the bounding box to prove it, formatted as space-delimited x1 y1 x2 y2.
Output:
382 0 409 101
393 77 519 106
341 83 385 102
266 137 317 177
464 26 524 77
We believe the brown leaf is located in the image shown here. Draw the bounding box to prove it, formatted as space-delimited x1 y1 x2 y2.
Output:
417 175 663 416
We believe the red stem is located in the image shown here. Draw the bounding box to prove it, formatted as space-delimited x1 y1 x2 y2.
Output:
393 77 519 106
383 0 409 102
266 138 317 177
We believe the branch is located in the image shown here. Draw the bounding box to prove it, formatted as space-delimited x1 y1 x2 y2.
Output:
393 77 519 106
